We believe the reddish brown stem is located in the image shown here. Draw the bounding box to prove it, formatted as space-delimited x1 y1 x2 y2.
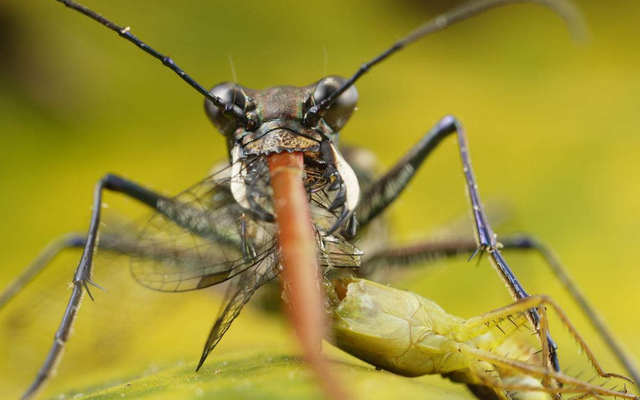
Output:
268 152 349 400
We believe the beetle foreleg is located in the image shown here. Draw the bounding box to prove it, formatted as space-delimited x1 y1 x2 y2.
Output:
15 174 170 400
352 115 561 373
359 231 640 386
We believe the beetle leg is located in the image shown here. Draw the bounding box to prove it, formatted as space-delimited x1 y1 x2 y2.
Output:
361 231 640 386
461 295 636 387
230 145 274 222
0 231 159 311
497 235 640 386
0 233 85 311
6 174 184 400
466 356 637 400
353 115 562 373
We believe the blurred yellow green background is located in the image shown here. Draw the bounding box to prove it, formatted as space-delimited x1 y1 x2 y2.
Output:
0 0 639 399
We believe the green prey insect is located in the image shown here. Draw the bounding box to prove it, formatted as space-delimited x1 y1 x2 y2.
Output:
2 0 639 399
326 278 637 400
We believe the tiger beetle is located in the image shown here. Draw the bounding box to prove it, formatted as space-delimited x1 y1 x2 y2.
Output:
1 0 637 399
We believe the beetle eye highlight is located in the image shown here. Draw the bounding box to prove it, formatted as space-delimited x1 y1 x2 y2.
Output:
205 83 248 136
312 76 358 132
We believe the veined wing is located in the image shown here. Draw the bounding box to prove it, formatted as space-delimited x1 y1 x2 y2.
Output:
126 156 363 293
128 159 279 292
196 258 281 369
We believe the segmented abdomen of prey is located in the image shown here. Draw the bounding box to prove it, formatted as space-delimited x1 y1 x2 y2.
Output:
446 334 548 400
328 278 469 377
479 335 547 400
460 375 548 400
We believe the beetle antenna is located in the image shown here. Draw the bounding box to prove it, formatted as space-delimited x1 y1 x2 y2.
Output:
53 0 256 130
304 0 587 127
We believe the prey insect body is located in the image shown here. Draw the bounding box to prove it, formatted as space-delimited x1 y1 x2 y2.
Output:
327 278 638 400
2 0 638 399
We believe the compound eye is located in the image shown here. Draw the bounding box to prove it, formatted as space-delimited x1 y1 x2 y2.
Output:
312 76 358 132
204 83 248 136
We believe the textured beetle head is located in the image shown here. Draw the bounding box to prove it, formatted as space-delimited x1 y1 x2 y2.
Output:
204 77 358 156
205 77 360 234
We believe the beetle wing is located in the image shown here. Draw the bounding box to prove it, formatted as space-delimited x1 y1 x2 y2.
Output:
128 160 279 292
197 258 280 369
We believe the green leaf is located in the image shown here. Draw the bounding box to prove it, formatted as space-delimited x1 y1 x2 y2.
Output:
50 350 473 400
